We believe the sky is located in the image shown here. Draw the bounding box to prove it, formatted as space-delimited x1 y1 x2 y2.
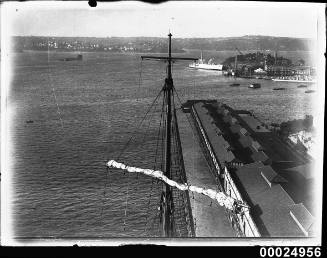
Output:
2 1 324 39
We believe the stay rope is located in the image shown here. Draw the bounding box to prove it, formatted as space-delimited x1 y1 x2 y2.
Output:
115 88 164 161
143 92 166 234
137 59 143 101
47 37 64 129
99 74 164 225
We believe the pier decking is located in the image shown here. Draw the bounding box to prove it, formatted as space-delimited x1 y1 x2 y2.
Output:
177 109 235 237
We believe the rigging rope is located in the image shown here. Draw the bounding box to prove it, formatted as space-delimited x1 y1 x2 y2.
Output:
143 92 166 234
123 168 130 231
47 37 64 129
115 88 164 161
102 87 165 229
107 160 248 212
137 59 143 101
100 65 163 224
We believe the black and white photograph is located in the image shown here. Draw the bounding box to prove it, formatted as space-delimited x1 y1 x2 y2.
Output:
1 1 325 246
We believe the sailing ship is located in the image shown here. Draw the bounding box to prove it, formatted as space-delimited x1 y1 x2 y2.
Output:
189 51 223 71
106 33 246 237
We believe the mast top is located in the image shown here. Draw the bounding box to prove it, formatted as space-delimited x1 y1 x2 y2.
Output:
141 33 197 62
141 33 197 82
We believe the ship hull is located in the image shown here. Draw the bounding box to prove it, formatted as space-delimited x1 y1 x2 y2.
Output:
189 64 223 71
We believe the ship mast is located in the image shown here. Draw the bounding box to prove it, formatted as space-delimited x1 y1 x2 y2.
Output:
163 33 174 237
141 33 197 237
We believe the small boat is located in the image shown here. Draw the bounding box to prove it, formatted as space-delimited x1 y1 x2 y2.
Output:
305 90 315 93
26 120 34 124
230 83 240 87
60 54 83 61
297 85 307 88
249 83 261 89
273 87 286 91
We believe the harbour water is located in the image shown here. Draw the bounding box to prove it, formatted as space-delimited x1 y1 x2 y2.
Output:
9 51 315 238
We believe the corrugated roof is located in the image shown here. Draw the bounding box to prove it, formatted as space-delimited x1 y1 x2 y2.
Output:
257 205 304 237
239 114 270 133
231 117 238 124
213 125 222 135
207 124 236 164
223 115 231 123
233 163 310 236
239 127 249 136
239 135 252 148
289 203 314 236
194 104 237 165
230 124 241 133
251 150 270 164
252 140 263 151
260 166 288 187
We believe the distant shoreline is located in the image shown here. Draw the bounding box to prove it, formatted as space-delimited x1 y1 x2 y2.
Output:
13 49 187 54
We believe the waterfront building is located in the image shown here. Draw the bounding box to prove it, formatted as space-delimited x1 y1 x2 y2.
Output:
188 100 315 237
223 162 314 237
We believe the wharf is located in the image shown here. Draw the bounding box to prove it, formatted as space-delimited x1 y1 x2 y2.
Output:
180 100 315 237
176 109 235 237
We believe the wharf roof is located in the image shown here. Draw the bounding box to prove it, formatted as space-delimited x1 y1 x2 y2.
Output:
223 114 231 123
252 140 263 151
289 203 315 236
204 123 236 163
230 123 242 134
260 165 288 186
239 114 270 133
223 116 231 123
251 150 271 164
233 162 313 236
213 124 223 135
239 127 250 136
231 117 238 125
193 103 237 165
239 135 252 148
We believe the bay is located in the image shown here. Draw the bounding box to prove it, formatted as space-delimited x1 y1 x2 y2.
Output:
9 50 314 238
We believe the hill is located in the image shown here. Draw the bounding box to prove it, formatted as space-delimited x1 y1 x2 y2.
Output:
12 35 314 53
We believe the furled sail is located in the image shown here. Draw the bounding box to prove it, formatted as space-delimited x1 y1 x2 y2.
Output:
107 160 247 212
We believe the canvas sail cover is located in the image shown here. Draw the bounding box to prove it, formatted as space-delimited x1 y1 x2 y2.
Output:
107 160 247 211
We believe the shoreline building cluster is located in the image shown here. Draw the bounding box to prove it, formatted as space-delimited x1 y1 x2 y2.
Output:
12 36 185 53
